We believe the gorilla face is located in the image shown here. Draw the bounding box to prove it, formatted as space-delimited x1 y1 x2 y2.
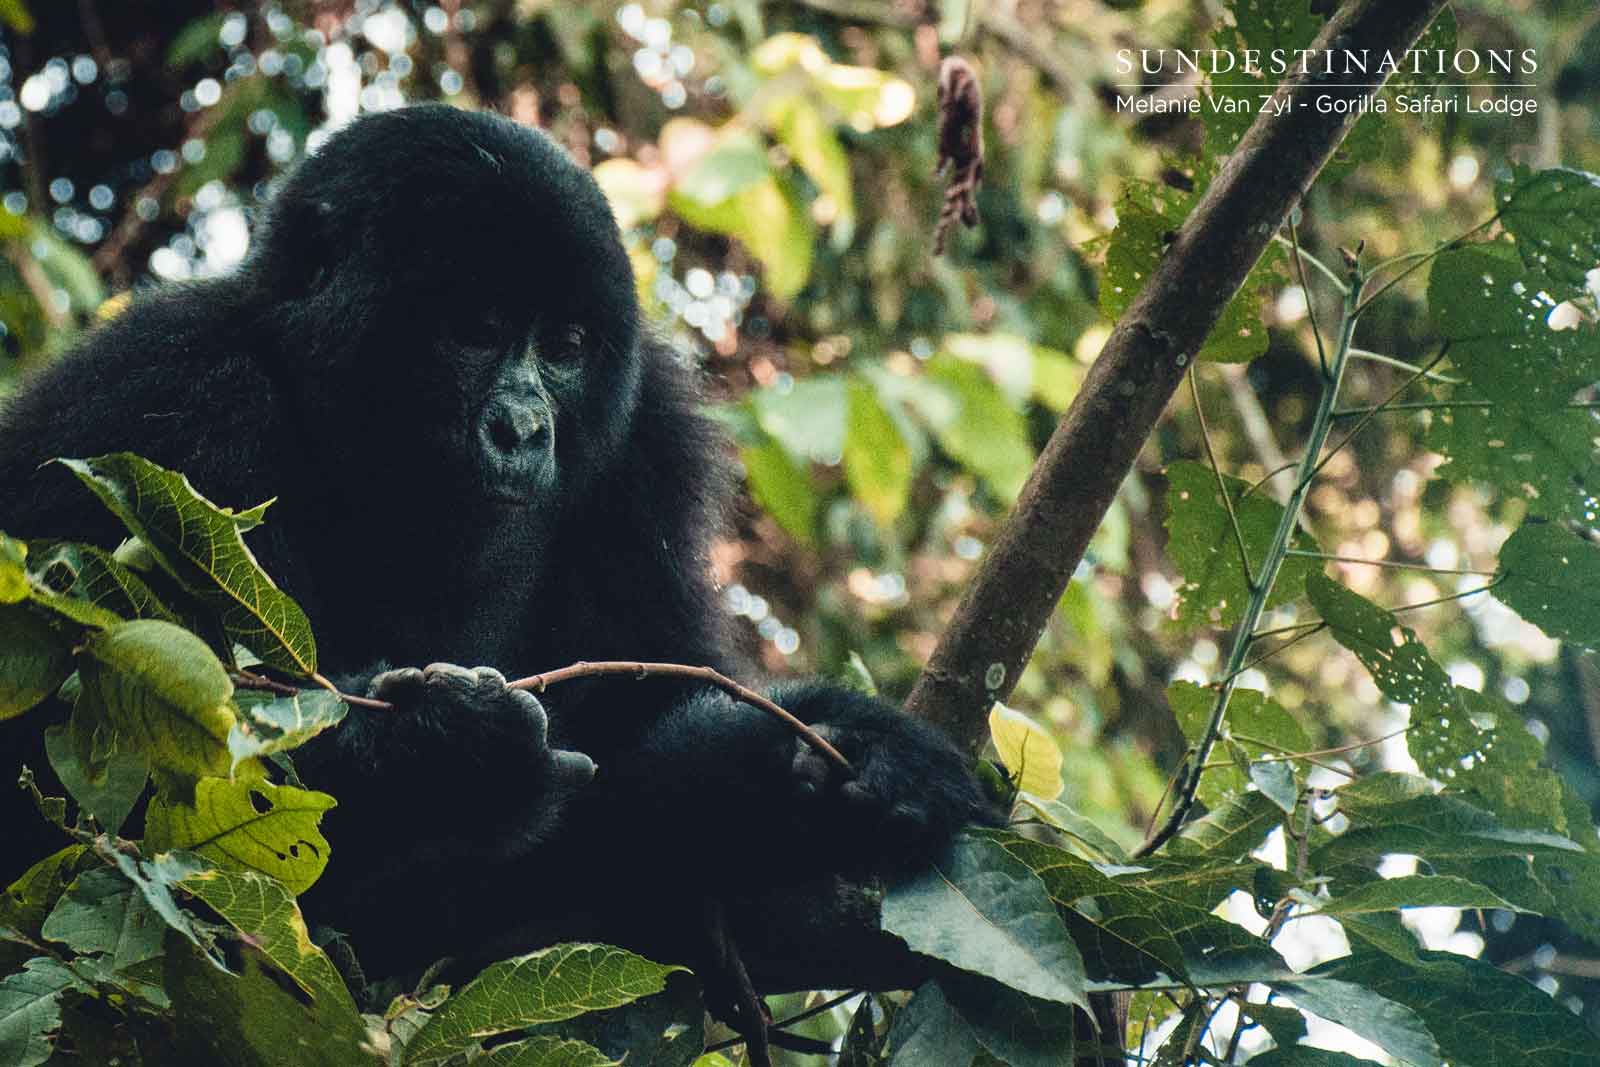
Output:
254 106 643 519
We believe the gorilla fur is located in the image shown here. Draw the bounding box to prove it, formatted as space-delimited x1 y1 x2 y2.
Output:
0 105 992 977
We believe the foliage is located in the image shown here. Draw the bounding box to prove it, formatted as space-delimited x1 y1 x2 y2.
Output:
4 0 1600 1062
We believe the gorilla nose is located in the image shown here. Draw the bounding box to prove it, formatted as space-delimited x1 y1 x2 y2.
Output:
480 400 545 456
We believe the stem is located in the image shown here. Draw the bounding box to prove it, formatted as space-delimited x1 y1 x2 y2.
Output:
1334 399 1600 417
1306 344 1450 481
1271 233 1347 294
1137 265 1363 858
1287 215 1330 379
1347 348 1461 383
1355 216 1497 317
1283 549 1496 576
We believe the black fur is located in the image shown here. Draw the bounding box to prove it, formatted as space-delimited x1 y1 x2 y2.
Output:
0 105 992 975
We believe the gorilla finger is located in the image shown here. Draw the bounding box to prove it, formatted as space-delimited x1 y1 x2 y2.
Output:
508 689 550 743
472 666 508 690
839 779 882 809
368 667 425 701
422 662 479 698
790 742 831 795
550 749 597 785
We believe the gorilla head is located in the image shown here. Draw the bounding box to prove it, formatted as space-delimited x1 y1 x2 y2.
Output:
254 107 644 523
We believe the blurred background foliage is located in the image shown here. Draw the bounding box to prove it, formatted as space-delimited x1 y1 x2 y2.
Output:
3 0 1600 1041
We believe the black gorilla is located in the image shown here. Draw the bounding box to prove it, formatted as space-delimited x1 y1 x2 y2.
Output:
0 105 990 976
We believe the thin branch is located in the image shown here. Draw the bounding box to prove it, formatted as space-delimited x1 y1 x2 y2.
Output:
233 669 391 711
1346 348 1461 383
1334 399 1600 417
1287 215 1330 379
1191 366 1255 589
1354 216 1497 317
1137 259 1365 858
510 661 851 772
1283 549 1496 576
1305 344 1451 481
1271 233 1347 294
704 990 863 1054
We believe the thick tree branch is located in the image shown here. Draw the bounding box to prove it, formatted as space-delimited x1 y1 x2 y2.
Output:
903 0 1451 753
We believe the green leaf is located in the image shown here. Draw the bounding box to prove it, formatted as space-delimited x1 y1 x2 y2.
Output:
882 831 1090 1011
404 944 682 1064
671 168 815 301
0 958 84 1067
1429 244 1600 412
988 704 1064 800
0 604 73 720
166 13 226 68
1306 572 1455 718
1267 976 1441 1067
227 688 348 770
1497 520 1600 650
1496 165 1600 300
1015 793 1128 862
843 379 913 529
1310 874 1525 916
925 355 1034 502
176 864 360 1013
1168 790 1284 863
1167 682 1309 808
0 847 88 973
80 619 237 780
103 850 227 968
27 541 178 623
591 158 663 230
1244 1050 1384 1067
749 376 849 463
59 454 318 674
164 935 369 1067
482 1037 620 1066
39 867 165 970
672 130 771 206
0 0 34 34
0 532 30 601
147 775 335 895
740 439 817 547
997 833 1270 987
43 721 149 834
1165 461 1321 630
886 976 1077 1067
1312 948 1600 1066
1423 389 1600 524
768 95 853 238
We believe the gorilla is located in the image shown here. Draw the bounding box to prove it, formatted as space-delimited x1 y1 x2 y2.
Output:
0 105 991 978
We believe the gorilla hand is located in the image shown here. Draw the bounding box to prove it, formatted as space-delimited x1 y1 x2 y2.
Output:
369 663 596 789
780 685 1001 875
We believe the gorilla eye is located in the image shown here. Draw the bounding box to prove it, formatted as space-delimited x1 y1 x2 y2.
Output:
548 324 586 362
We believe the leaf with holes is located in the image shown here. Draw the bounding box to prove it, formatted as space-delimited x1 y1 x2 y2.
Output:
1496 520 1600 651
227 689 348 771
1496 165 1600 300
1429 244 1600 412
145 774 334 895
1165 461 1322 630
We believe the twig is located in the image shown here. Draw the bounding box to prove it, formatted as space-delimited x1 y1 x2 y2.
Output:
1190 366 1255 589
703 898 772 1067
231 668 392 711
510 660 851 772
704 989 863 1054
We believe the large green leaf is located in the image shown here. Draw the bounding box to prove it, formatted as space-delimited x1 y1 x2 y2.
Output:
43 721 149 834
404 944 682 1064
482 1037 619 1066
59 454 317 674
886 976 1077 1067
0 847 88 974
39 867 165 971
1429 244 1600 412
1312 948 1600 1066
843 378 913 529
1424 389 1600 524
1496 165 1600 300
0 958 85 1067
882 831 1090 1010
1496 520 1600 650
1165 461 1321 629
1310 874 1524 917
1266 975 1441 1067
740 439 817 547
146 775 335 895
80 619 236 780
925 355 1034 501
0 604 73 720
177 864 358 1012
